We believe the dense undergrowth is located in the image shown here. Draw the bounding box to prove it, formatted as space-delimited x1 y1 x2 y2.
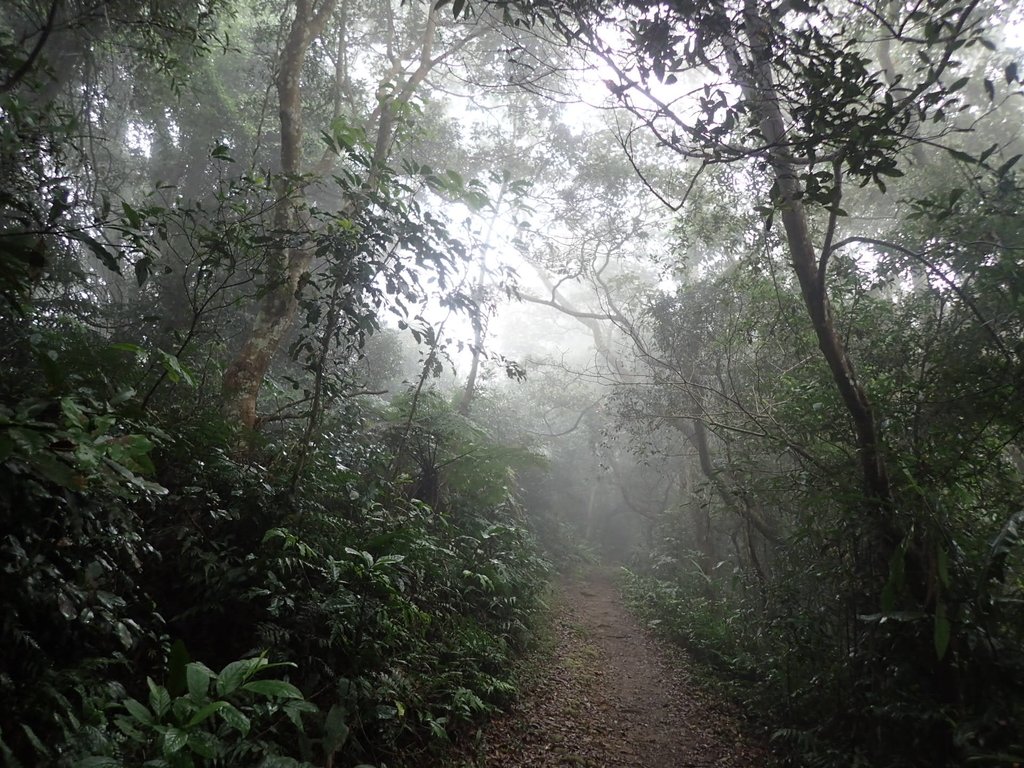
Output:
613 177 1024 767
622 525 1024 768
0 321 551 767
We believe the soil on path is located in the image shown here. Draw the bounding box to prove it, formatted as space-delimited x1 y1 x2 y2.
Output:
480 570 767 767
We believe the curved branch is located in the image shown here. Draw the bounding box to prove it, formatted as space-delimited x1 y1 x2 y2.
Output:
525 398 603 437
517 290 617 321
830 236 1012 360
0 0 59 94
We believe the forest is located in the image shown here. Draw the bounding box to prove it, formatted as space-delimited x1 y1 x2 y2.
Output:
1 0 1023 766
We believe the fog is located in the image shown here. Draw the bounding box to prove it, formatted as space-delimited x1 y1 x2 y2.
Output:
3 2 1024 764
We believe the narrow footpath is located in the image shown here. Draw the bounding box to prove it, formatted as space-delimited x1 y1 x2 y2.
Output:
480 571 767 767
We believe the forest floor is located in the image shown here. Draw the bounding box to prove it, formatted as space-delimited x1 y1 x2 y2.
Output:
472 569 768 767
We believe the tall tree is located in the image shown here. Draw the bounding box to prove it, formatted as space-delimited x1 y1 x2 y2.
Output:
535 0 1015 577
221 0 485 429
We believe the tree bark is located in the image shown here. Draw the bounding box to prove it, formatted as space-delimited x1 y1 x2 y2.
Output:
457 284 486 416
735 2 896 542
221 0 337 430
679 417 781 546
221 0 448 431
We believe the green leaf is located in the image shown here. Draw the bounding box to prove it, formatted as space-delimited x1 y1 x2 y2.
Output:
216 658 263 697
21 724 50 756
115 621 133 649
57 591 77 619
113 715 145 741
323 704 349 755
936 544 950 589
218 703 251 736
185 700 228 728
241 679 303 699
344 548 375 568
122 201 142 229
134 257 152 287
123 698 153 725
60 397 88 428
148 679 172 718
186 732 219 759
934 601 951 660
945 147 976 164
946 76 969 93
162 728 188 756
997 155 1021 177
210 143 235 162
167 640 190 697
186 663 213 701
73 233 120 274
156 350 195 387
283 699 317 732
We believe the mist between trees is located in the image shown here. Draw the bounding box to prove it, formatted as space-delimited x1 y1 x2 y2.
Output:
1 0 1023 766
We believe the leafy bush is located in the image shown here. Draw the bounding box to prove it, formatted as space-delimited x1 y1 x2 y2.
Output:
0 321 550 767
78 654 316 768
622 515 1024 768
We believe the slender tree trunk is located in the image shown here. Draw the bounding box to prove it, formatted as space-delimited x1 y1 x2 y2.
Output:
457 179 508 416
736 2 896 544
678 417 781 546
221 0 337 430
221 0 446 431
457 289 485 417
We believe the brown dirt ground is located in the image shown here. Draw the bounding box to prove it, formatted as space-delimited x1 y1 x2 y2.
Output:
476 570 768 768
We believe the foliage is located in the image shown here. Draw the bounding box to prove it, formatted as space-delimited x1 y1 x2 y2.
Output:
5 0 1024 767
383 389 548 511
511 0 1024 764
78 655 316 768
0 5 552 767
613 234 1024 764
0 320 550 768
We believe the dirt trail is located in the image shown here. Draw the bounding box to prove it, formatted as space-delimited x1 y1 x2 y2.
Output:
481 570 766 767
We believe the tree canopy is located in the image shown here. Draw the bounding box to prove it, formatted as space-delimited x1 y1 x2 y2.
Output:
1 0 1022 765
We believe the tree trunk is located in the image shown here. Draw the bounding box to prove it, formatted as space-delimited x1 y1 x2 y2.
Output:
457 301 485 417
457 179 507 416
221 0 337 430
676 417 781 546
736 2 897 544
221 0 446 431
